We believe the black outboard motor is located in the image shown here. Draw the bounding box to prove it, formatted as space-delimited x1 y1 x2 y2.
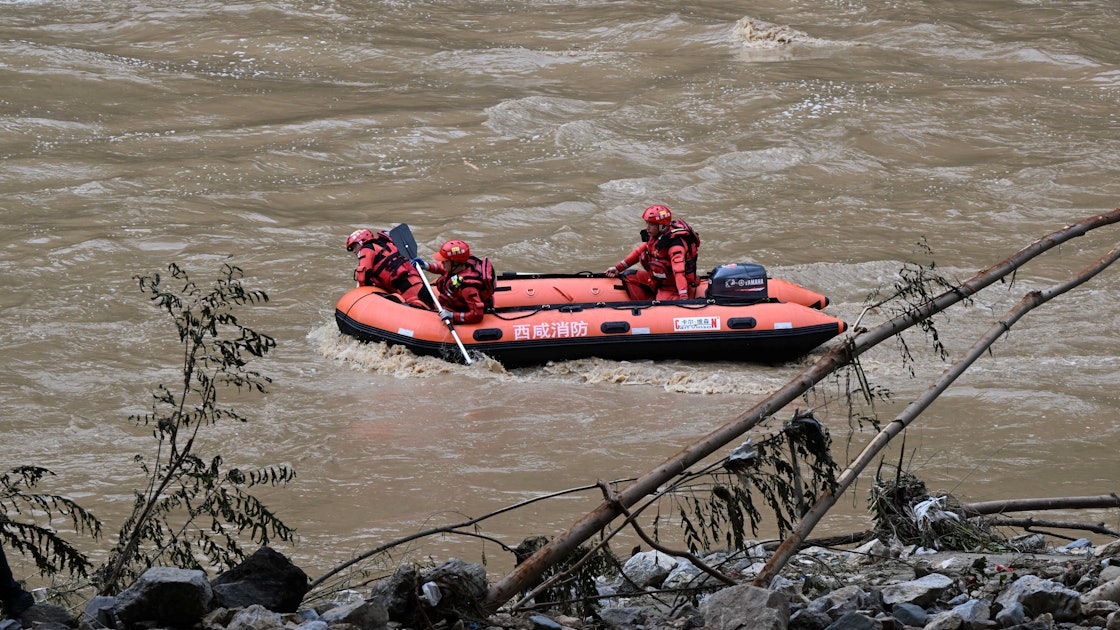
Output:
706 263 769 303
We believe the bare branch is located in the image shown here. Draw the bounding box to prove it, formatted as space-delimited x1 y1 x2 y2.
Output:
309 478 636 592
595 480 735 587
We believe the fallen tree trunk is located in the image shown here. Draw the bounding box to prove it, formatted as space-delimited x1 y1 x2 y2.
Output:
963 494 1120 517
989 518 1119 538
752 238 1120 586
484 208 1120 610
763 498 1120 549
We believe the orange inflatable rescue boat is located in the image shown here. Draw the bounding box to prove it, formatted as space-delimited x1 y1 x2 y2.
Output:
335 262 848 367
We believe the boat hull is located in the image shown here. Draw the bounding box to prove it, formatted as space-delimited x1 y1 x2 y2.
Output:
335 273 847 367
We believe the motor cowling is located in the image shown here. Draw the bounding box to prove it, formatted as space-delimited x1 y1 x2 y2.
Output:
706 263 769 303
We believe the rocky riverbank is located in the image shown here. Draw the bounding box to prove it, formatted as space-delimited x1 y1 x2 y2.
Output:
6 537 1120 630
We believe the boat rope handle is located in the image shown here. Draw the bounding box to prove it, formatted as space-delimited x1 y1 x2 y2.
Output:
553 286 575 302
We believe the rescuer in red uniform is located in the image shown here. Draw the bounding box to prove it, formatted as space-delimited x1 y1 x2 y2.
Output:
345 228 433 309
604 205 701 301
425 239 495 325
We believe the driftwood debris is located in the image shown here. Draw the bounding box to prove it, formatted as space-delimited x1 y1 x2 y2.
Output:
482 208 1120 612
963 494 1120 517
962 495 1120 539
752 233 1120 587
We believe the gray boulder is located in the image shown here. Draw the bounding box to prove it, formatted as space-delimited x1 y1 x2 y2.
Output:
224 604 284 630
922 610 964 630
319 599 388 630
950 597 989 628
807 584 866 619
891 601 927 627
211 547 309 613
788 607 831 630
620 551 678 589
367 564 419 622
1083 576 1120 605
994 574 1082 621
880 572 954 607
994 600 1025 627
11 603 74 630
822 611 877 629
113 567 214 628
598 606 646 628
78 596 117 630
702 583 789 630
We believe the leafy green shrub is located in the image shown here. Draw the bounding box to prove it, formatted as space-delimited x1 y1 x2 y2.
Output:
1 466 100 578
95 263 296 595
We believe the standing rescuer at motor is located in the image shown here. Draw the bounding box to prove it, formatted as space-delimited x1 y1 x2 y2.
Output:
346 228 434 309
422 239 495 325
605 204 701 301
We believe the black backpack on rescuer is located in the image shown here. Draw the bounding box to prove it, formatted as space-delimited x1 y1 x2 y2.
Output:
705 263 769 303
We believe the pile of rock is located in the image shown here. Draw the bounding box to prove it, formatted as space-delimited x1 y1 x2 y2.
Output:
6 538 1120 630
586 537 1120 629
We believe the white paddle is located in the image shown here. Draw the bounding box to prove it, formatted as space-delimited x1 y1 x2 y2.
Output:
389 223 474 365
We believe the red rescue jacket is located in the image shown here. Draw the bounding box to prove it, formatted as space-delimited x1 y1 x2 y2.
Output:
429 256 496 324
354 231 418 292
623 219 700 296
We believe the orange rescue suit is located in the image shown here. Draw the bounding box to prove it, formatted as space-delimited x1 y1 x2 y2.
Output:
354 231 431 308
427 256 496 324
617 219 700 300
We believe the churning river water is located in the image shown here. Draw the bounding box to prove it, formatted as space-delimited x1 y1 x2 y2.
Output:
2 0 1119 590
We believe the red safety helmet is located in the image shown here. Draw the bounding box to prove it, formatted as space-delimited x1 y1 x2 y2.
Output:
435 239 471 263
346 228 374 251
642 204 672 226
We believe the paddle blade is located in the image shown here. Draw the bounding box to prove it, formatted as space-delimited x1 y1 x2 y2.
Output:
389 223 419 259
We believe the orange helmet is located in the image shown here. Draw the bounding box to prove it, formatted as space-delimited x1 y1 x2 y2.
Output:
642 204 672 226
435 239 471 263
346 228 374 251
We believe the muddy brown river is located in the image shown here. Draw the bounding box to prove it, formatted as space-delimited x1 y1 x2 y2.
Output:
2 0 1118 588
